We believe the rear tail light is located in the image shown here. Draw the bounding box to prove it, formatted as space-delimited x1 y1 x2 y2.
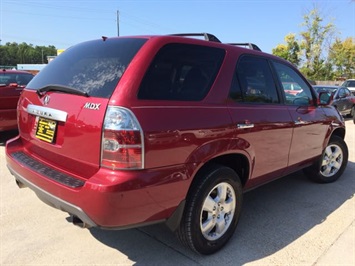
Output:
101 106 144 170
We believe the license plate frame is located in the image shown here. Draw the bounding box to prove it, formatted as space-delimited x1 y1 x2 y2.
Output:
35 117 57 143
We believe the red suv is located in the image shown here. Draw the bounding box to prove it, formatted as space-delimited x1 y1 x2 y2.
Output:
6 33 348 254
0 69 34 131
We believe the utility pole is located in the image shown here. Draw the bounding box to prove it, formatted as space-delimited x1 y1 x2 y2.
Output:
117 10 120 36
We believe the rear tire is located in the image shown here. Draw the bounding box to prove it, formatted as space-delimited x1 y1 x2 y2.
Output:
176 165 243 255
304 135 348 183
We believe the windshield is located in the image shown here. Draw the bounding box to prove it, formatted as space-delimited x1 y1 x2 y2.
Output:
27 38 147 98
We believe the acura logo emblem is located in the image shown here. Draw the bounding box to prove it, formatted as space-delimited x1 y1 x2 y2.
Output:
43 95 50 105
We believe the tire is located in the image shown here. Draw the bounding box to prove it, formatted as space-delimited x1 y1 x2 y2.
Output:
351 106 355 118
176 165 243 255
304 135 348 183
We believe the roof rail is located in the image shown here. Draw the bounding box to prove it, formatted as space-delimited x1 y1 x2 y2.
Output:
169 33 221 43
227 43 262 51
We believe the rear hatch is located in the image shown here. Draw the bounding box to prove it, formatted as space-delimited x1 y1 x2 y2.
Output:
16 37 147 178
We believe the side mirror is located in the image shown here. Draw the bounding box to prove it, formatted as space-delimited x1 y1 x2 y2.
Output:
318 91 332 105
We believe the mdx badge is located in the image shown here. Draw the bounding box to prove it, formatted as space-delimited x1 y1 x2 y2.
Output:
84 102 101 110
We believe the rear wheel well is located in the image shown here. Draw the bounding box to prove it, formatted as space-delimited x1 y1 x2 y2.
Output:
166 153 249 232
331 127 345 140
192 154 249 189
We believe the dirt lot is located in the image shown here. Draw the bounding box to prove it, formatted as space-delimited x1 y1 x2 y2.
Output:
1 119 354 265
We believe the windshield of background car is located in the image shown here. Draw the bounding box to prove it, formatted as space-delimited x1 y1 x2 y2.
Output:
26 38 147 98
0 73 34 86
137 43 225 101
343 80 355 87
314 87 337 94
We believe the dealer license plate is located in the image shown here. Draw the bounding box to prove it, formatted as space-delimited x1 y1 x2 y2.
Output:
35 117 57 143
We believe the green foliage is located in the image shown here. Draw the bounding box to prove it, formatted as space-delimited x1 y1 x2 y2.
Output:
272 34 300 66
272 5 354 81
0 42 57 66
329 38 355 79
299 7 335 80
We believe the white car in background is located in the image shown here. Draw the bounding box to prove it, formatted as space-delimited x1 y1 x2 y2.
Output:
341 79 355 95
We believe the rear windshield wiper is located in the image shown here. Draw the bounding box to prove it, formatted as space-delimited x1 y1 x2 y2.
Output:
37 84 89 97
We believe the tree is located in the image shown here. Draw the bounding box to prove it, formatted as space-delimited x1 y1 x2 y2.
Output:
328 37 355 79
298 6 336 80
271 5 349 81
0 42 57 66
272 33 301 66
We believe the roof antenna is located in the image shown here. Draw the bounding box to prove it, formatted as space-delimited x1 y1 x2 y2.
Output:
102 36 108 41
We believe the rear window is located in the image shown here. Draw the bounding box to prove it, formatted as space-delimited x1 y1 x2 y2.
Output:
26 38 147 98
138 43 225 101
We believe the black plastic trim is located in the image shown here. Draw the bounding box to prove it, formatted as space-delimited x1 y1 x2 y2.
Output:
11 151 85 188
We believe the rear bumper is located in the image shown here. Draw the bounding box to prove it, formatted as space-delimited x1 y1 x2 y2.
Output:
8 165 97 227
6 137 190 229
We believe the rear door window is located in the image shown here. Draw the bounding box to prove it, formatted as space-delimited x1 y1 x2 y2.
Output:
138 43 225 101
230 55 280 104
26 38 147 98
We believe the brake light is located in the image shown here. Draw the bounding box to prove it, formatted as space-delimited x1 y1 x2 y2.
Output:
101 106 144 170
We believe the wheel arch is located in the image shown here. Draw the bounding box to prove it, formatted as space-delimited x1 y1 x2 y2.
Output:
331 127 346 140
166 153 250 232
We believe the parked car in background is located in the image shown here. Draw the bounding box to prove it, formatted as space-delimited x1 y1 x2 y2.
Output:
6 33 349 255
0 69 34 131
282 81 303 95
341 79 355 95
313 85 355 117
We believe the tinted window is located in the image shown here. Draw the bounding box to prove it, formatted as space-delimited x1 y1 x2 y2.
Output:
138 43 225 101
0 73 33 86
230 56 279 103
273 61 313 106
26 38 147 98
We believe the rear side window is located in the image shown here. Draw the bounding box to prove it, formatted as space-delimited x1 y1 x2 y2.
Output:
26 38 147 98
230 55 279 103
138 43 225 101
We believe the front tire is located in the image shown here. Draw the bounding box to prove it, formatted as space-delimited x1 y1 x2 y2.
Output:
176 165 243 255
304 135 348 183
